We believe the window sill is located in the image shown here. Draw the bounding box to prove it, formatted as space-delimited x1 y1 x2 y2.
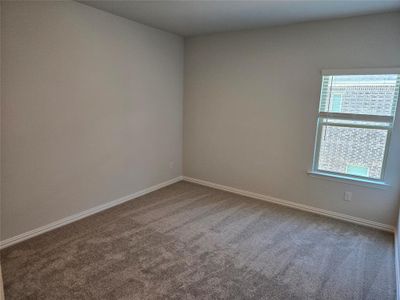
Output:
307 170 391 190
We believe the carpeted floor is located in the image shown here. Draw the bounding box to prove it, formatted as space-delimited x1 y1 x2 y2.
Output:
1 181 396 299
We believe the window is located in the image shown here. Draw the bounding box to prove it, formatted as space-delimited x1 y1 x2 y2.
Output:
346 165 369 177
330 94 342 112
312 70 400 182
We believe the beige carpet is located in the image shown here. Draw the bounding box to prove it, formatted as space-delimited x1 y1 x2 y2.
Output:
1 181 396 299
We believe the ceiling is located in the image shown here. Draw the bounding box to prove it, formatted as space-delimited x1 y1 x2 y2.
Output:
79 0 400 37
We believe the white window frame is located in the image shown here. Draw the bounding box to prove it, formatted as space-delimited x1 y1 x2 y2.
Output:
311 68 400 184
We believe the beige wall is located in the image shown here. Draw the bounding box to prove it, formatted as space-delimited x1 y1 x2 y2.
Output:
1 1 183 240
184 13 400 226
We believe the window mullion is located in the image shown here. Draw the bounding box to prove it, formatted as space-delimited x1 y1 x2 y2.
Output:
318 112 393 123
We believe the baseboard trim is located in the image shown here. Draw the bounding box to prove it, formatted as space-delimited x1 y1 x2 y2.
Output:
395 228 400 300
183 176 394 233
0 176 183 250
2 175 393 250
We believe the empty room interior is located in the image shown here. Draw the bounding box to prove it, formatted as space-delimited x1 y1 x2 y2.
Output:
1 0 400 299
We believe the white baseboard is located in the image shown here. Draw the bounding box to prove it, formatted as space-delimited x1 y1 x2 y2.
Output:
1 175 393 250
183 176 394 233
0 176 183 250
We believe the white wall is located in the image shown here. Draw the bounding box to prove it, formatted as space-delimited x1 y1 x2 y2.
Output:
1 1 183 240
184 13 400 226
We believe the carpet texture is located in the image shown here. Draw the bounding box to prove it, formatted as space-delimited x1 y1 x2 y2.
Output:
1 181 396 299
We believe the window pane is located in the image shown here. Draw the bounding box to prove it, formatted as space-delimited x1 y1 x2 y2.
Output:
330 94 342 112
346 165 369 177
319 74 400 116
317 125 388 179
